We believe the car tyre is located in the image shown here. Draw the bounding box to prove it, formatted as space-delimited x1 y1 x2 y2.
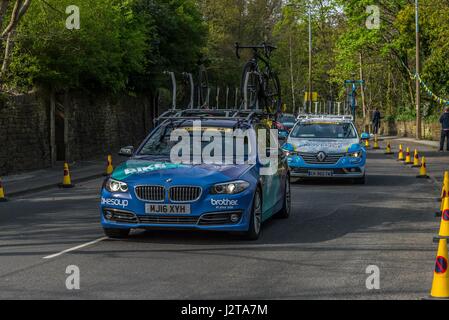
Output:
103 228 130 239
242 188 263 241
275 176 291 219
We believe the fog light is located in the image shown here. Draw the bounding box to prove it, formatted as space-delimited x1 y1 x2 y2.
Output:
230 213 240 223
104 211 113 220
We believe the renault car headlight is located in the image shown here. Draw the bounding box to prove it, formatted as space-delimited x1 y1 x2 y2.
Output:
211 180 250 195
347 151 363 158
105 178 129 193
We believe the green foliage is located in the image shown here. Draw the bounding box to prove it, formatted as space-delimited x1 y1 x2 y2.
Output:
7 0 207 93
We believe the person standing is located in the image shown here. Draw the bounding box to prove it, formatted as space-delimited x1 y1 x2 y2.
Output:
439 107 449 152
372 108 381 135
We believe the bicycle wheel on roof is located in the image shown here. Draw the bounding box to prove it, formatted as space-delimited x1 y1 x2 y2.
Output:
241 61 260 110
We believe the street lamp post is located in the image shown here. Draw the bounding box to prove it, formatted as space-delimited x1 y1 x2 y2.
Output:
415 0 422 139
308 1 312 112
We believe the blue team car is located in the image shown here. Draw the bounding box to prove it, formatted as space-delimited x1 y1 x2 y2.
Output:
100 116 291 240
282 115 367 184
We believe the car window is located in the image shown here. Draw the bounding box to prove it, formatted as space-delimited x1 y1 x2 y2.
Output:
138 124 254 162
290 122 357 139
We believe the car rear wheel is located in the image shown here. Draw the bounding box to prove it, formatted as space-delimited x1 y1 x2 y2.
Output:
103 228 130 239
242 188 262 241
275 176 291 219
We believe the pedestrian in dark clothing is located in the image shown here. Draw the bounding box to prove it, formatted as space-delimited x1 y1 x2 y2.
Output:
372 108 381 135
440 107 449 151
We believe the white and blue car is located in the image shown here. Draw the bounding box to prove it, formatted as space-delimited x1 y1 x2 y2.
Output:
283 115 367 184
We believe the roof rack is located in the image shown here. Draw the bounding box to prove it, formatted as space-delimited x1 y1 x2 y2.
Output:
297 114 354 121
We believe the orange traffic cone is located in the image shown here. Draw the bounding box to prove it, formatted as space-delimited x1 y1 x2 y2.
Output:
0 177 7 202
404 147 413 165
384 142 394 155
411 149 420 168
397 144 404 161
104 155 114 176
417 157 430 179
429 238 449 299
58 162 75 188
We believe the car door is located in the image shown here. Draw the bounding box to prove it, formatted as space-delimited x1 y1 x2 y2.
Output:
256 123 282 219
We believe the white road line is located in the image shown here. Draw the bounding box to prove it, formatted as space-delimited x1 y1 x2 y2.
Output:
43 237 108 260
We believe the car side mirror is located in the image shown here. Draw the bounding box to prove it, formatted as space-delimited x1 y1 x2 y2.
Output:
118 146 134 157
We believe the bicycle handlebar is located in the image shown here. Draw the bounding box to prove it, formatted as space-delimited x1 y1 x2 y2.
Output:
235 42 277 59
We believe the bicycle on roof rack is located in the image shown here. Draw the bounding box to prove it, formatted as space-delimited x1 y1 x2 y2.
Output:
235 42 282 113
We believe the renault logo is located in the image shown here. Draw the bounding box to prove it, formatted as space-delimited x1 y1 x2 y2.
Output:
317 152 327 162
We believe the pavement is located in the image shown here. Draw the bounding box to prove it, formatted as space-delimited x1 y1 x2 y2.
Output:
1 157 127 198
381 136 448 186
0 141 444 300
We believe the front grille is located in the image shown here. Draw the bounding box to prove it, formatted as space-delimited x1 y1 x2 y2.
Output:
103 209 138 224
292 168 349 175
138 215 199 225
135 186 165 201
169 186 202 202
299 152 345 165
198 212 242 226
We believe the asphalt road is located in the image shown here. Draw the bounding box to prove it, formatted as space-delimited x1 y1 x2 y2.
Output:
0 150 441 300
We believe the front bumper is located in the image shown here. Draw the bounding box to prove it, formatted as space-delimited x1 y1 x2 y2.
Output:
287 155 366 178
100 187 255 232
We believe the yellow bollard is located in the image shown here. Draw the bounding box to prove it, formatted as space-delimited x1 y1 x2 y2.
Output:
373 136 380 150
439 172 449 203
365 139 370 149
0 177 7 202
404 147 413 165
417 156 430 179
58 162 75 188
104 155 114 176
412 149 420 168
384 142 394 155
397 144 404 161
430 238 449 299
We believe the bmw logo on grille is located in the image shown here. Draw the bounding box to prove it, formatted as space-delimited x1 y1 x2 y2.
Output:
317 152 327 162
166 178 172 183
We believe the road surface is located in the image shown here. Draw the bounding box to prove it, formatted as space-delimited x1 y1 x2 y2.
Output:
0 150 440 299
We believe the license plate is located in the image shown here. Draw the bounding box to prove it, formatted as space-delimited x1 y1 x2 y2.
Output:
308 170 333 177
145 204 191 214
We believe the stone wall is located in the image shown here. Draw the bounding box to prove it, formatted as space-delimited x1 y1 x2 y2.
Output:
0 91 154 176
0 93 51 175
380 120 441 141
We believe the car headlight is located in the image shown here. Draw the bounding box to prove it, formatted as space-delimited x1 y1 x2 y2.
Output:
347 151 363 158
210 180 250 195
105 178 128 193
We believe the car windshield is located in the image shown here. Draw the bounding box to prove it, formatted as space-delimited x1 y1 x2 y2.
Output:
290 122 357 139
138 125 253 162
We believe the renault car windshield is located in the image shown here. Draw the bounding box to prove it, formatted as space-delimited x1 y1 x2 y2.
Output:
290 122 357 139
